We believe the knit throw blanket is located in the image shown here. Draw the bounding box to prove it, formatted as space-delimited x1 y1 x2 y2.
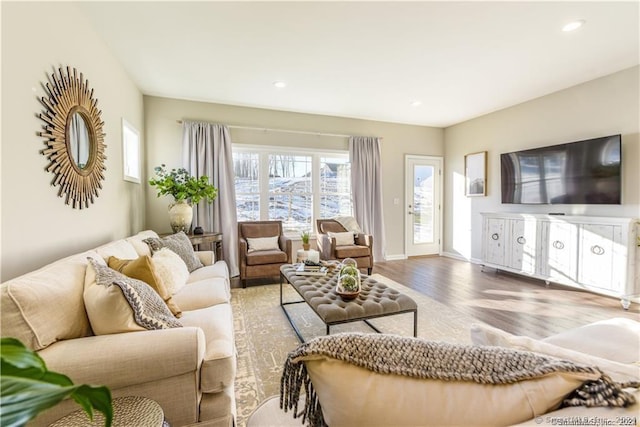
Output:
280 333 638 427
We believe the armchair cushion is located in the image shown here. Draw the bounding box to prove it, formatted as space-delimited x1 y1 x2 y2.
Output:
246 249 288 266
247 236 280 252
334 245 370 259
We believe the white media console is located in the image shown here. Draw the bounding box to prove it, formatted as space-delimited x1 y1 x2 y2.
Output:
481 213 639 308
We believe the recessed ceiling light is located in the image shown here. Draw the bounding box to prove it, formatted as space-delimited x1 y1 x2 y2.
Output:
411 100 422 107
562 20 585 32
273 81 287 88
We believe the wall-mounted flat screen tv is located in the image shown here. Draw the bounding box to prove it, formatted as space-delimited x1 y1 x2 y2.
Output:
501 134 621 204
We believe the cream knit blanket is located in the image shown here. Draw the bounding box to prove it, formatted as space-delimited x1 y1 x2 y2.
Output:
280 333 637 427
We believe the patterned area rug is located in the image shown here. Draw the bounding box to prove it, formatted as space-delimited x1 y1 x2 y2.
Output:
230 273 484 427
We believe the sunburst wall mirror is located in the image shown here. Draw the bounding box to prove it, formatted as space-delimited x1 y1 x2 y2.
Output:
38 66 106 209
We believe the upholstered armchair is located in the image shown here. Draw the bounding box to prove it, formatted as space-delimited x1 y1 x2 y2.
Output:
238 221 293 288
315 219 373 275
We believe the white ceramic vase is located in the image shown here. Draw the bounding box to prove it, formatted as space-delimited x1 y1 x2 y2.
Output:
168 200 193 233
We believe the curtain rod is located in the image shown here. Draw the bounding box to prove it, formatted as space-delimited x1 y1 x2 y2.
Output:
176 120 382 140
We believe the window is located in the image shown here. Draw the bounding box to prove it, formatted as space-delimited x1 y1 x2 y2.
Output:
233 146 352 235
122 119 141 183
233 152 260 221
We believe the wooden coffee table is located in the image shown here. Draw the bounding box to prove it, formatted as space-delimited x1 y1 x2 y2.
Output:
280 264 417 342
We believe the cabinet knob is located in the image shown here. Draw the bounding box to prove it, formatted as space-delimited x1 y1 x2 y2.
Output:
591 245 605 255
516 236 526 245
491 233 499 241
552 240 564 250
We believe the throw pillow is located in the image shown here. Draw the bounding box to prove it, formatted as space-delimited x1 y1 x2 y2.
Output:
304 356 599 427
152 248 190 295
327 231 355 246
108 255 182 318
246 236 280 253
144 232 203 272
84 258 182 335
470 323 640 383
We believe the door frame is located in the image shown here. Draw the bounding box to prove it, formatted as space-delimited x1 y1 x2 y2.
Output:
404 155 444 257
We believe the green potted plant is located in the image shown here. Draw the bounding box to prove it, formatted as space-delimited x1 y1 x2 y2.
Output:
149 164 218 233
301 231 311 251
0 338 113 427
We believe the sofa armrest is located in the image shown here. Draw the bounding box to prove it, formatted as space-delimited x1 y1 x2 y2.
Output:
196 250 215 266
38 327 206 390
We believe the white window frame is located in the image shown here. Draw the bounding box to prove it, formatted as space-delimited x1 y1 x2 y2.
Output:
122 119 141 183
233 144 351 236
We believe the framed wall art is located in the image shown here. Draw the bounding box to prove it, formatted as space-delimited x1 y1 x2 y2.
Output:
465 151 486 197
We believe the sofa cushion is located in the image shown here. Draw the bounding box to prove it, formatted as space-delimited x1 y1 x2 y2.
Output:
327 231 354 246
304 355 600 427
179 304 236 393
246 236 279 253
541 318 640 364
0 251 95 351
126 230 160 257
84 259 182 334
145 232 203 272
95 239 139 261
470 323 640 383
246 250 288 266
172 278 230 310
108 255 182 317
152 248 190 295
187 261 229 284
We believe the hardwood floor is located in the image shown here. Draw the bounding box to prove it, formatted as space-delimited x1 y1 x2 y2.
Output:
373 256 639 339
232 256 639 339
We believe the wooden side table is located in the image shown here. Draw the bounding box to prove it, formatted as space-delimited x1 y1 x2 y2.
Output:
49 396 166 426
187 232 223 261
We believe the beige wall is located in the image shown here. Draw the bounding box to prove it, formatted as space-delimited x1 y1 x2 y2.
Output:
443 66 640 262
1 2 145 281
144 96 444 258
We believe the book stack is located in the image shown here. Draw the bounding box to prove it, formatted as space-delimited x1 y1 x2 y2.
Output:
296 263 328 276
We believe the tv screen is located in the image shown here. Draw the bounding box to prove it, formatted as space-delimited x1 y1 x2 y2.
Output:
501 135 621 205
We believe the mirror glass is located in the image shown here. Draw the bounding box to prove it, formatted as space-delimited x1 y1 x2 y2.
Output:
68 112 91 169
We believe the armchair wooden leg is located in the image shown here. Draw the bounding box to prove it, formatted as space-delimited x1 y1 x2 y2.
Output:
367 267 372 275
242 279 247 288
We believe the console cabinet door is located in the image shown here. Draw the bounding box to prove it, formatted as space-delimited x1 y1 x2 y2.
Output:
578 224 623 292
507 219 537 274
484 218 506 266
544 220 578 283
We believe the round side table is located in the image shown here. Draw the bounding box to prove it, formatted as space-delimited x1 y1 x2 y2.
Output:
49 396 166 427
296 249 319 263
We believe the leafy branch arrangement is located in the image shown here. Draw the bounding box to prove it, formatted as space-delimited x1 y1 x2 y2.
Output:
149 164 218 205
0 338 113 427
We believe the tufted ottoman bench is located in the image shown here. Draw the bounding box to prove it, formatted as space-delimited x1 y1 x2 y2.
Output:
279 264 417 342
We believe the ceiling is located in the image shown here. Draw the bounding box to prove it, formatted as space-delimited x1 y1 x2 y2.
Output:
78 1 639 128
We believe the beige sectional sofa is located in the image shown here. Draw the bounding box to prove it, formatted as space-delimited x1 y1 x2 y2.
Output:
1 230 236 427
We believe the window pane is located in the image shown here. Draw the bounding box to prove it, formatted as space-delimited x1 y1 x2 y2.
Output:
269 194 312 233
320 156 352 218
236 194 260 222
268 155 311 192
234 152 259 222
233 152 259 193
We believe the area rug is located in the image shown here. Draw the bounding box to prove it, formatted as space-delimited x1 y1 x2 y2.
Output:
230 273 485 427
